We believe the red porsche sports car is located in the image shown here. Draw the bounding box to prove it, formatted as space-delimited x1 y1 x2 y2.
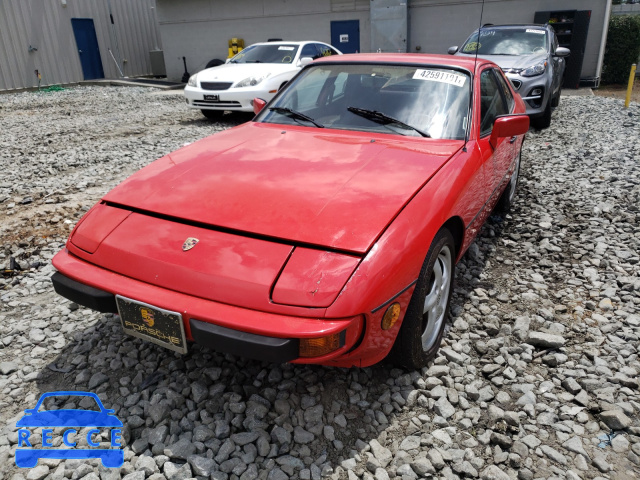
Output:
52 54 528 369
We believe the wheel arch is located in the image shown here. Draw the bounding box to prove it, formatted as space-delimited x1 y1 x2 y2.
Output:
441 216 465 261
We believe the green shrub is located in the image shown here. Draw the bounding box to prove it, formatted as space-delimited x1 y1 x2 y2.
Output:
602 15 640 84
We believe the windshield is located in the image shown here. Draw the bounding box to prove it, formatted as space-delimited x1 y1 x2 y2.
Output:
230 44 299 64
461 28 548 55
257 63 471 140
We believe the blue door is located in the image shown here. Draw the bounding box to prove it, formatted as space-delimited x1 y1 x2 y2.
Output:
71 18 104 80
331 20 360 54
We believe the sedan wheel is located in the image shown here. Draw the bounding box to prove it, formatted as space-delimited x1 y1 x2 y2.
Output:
421 244 452 352
497 148 521 212
390 228 455 369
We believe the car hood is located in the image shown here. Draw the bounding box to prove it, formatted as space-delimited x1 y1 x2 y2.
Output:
103 123 462 253
197 63 298 83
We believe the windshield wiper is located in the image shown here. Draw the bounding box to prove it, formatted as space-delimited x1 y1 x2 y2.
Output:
347 107 430 138
269 107 324 128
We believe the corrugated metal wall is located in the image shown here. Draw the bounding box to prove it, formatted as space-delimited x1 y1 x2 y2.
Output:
0 0 163 91
156 0 370 81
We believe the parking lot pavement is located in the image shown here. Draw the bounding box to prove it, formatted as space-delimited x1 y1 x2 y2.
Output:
0 86 639 479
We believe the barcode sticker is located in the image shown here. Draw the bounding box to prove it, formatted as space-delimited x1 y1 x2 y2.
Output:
526 29 545 35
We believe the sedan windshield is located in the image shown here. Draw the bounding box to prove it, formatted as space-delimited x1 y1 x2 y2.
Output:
461 28 548 55
230 44 299 64
257 63 471 140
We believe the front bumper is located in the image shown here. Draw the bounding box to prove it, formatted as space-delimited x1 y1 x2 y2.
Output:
51 249 362 364
184 85 276 112
505 73 551 117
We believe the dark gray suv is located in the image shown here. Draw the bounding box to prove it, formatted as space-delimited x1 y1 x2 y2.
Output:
449 24 570 129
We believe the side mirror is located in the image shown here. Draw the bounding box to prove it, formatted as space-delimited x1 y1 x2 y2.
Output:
554 47 570 58
253 98 267 115
447 46 459 55
299 57 314 67
489 115 530 149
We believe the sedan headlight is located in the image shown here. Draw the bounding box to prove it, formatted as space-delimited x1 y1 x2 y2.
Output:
521 61 547 77
187 74 198 87
233 73 271 88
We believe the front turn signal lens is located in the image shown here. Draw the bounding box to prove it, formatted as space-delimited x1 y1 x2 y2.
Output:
381 303 401 330
299 332 344 357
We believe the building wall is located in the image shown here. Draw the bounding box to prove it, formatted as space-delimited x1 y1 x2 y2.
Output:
156 0 370 81
156 0 609 83
409 0 610 83
0 0 162 91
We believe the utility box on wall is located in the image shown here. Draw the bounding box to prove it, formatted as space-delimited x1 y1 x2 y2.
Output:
371 0 407 53
149 49 166 77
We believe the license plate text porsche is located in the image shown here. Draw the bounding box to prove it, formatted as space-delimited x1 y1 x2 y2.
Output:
116 296 187 354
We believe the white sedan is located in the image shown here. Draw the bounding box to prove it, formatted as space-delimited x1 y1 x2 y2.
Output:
184 41 342 120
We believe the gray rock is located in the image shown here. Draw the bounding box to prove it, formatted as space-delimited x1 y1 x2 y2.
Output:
293 426 314 444
164 438 196 460
135 455 159 475
87 372 109 389
399 435 421 450
434 396 455 419
540 445 567 465
562 436 590 462
0 362 18 375
26 466 49 480
122 472 145 480
163 461 193 480
231 432 259 446
188 455 217 476
600 410 632 430
525 331 565 348
370 439 393 468
480 465 511 480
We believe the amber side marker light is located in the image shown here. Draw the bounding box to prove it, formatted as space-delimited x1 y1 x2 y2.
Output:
299 332 344 358
381 303 401 330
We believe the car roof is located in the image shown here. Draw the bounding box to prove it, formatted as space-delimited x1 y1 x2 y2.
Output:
252 41 324 46
313 53 493 71
473 24 549 31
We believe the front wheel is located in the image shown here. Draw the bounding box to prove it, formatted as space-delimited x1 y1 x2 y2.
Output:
390 228 455 369
532 101 551 129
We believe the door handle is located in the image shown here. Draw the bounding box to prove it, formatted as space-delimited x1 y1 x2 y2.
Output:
78 50 83 54
509 136 517 144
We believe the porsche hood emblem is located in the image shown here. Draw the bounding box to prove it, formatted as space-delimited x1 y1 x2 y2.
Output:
182 237 199 252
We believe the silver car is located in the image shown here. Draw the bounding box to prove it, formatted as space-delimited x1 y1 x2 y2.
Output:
449 24 569 129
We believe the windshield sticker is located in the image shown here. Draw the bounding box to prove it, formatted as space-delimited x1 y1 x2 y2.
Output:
526 29 545 34
413 69 466 87
479 30 495 37
278 46 295 50
463 42 480 53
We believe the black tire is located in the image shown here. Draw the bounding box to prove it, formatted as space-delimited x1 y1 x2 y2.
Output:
496 147 522 212
552 87 561 108
201 109 223 121
389 228 455 369
205 58 225 69
532 101 552 129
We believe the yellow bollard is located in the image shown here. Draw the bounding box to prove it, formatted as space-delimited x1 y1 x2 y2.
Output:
625 63 636 109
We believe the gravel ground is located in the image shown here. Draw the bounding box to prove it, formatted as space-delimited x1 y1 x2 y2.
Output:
0 86 639 480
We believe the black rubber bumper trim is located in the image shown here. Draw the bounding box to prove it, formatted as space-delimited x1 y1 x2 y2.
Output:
51 272 118 313
190 318 299 363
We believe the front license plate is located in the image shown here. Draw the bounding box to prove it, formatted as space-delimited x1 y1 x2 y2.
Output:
203 94 219 101
116 295 187 354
